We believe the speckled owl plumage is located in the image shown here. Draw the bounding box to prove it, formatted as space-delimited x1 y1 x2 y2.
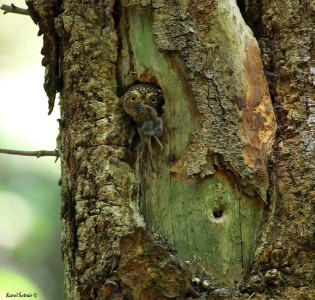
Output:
122 84 164 171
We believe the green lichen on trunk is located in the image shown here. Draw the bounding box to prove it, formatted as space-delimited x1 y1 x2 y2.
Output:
127 6 194 152
119 2 274 287
27 0 287 297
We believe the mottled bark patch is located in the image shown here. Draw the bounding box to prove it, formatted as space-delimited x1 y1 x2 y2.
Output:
116 0 276 287
118 227 190 299
239 1 315 298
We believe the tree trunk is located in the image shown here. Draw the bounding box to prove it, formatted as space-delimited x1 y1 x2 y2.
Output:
237 1 315 298
118 1 275 289
26 0 314 299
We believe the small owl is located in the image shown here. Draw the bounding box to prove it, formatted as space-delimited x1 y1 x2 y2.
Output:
122 84 164 171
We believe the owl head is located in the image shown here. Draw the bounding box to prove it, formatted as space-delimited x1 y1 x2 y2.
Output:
122 83 164 115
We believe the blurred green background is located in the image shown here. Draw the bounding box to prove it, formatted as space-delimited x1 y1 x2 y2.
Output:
0 1 63 299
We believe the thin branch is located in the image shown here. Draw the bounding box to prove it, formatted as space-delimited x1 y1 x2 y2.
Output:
1 3 29 15
0 149 59 158
247 293 255 299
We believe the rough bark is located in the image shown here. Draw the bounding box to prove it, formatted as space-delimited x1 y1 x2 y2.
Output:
26 0 62 114
117 0 276 289
26 0 190 299
238 1 315 299
25 0 314 299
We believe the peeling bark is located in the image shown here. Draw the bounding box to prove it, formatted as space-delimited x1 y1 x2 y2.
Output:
26 0 62 114
118 227 190 299
116 0 276 288
238 1 315 299
25 0 313 299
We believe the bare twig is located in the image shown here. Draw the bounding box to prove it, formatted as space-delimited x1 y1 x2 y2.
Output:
0 149 59 158
1 3 29 15
247 292 255 299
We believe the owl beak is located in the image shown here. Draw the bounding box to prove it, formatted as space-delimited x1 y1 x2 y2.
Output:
134 104 142 114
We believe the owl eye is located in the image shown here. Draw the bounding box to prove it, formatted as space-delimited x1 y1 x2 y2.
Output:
129 96 136 102
151 97 158 104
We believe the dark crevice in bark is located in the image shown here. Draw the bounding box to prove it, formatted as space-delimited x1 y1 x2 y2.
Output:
113 0 123 96
61 187 78 281
236 0 264 39
236 1 279 106
264 70 280 104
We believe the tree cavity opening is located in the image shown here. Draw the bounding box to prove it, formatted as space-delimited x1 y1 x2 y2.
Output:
212 206 225 218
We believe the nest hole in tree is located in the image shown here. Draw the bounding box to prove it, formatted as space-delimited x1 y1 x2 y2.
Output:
212 207 224 218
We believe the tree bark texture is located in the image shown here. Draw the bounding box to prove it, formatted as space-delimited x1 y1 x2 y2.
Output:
26 0 313 299
238 1 315 299
117 0 276 288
